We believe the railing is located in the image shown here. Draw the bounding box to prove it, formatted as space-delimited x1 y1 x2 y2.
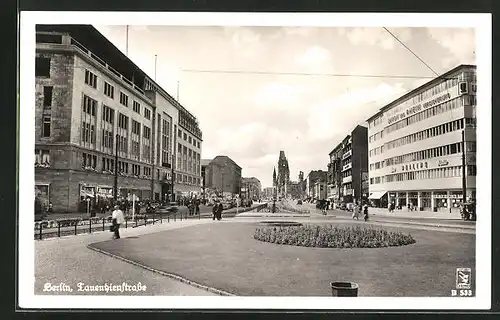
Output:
34 203 269 240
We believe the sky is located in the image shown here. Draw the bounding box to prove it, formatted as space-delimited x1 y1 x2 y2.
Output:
94 25 476 188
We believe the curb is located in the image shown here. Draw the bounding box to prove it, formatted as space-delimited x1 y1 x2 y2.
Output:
86 244 235 297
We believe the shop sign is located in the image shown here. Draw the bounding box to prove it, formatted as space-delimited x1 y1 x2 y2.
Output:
438 159 449 167
401 161 428 171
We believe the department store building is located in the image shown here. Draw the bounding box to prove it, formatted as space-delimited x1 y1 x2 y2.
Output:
366 64 476 213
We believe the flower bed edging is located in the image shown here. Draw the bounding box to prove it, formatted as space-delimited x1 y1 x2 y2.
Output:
254 224 416 248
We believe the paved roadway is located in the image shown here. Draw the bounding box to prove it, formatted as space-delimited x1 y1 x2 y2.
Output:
35 201 474 296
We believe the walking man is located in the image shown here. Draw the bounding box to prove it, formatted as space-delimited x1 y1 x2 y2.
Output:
111 205 125 239
217 202 223 220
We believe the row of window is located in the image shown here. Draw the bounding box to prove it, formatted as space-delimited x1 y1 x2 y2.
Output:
385 119 467 151
84 69 152 120
176 142 201 175
85 153 153 177
376 141 476 170
369 165 477 184
174 173 201 186
369 131 383 143
178 128 201 149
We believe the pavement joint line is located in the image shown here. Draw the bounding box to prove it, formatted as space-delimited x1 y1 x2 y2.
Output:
86 244 235 297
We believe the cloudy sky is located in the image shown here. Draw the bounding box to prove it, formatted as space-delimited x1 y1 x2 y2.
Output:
94 25 475 188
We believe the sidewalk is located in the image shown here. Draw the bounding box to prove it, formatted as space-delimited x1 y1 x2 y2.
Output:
368 207 462 220
35 218 218 296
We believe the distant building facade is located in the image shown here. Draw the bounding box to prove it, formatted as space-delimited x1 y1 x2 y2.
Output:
241 177 262 200
205 156 242 196
306 170 327 200
262 187 274 199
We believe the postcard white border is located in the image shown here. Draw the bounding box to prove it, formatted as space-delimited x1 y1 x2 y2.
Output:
19 11 491 310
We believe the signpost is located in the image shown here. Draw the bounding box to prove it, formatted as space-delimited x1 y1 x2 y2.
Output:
132 194 136 221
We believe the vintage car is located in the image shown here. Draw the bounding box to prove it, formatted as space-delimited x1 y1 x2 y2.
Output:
461 202 476 221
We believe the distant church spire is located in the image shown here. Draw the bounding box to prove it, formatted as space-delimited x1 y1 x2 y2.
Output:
273 167 277 187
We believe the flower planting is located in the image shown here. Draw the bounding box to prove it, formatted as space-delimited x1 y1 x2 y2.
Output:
254 224 416 248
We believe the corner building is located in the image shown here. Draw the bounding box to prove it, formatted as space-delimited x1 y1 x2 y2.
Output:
34 25 203 212
367 64 476 213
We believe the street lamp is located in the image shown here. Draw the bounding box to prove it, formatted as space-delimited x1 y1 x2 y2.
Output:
113 133 119 204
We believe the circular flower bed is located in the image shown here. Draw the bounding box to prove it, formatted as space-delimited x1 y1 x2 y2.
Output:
253 224 416 248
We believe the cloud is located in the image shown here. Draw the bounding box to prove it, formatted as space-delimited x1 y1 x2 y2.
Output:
339 27 412 51
223 27 262 59
426 28 476 68
294 45 331 65
283 27 314 37
306 82 407 140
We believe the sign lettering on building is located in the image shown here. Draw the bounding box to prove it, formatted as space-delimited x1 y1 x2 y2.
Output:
385 87 457 125
438 159 449 167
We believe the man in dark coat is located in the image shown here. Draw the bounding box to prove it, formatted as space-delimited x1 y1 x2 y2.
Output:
212 201 218 220
217 202 223 220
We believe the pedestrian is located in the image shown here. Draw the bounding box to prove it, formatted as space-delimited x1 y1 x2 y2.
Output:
212 201 218 220
217 202 223 220
111 205 125 239
195 199 200 215
352 201 359 220
363 204 369 222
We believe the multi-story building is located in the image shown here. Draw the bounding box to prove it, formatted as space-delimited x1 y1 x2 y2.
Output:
205 156 242 197
338 125 369 204
327 144 344 203
367 64 476 213
262 187 274 199
306 170 327 200
241 177 262 200
34 25 202 212
200 159 211 201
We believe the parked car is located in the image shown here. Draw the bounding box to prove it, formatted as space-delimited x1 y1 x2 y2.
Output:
346 203 354 212
339 203 347 211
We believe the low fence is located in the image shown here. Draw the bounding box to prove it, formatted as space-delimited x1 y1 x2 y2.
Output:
34 203 269 240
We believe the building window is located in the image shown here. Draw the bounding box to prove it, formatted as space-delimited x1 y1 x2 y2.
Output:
467 165 477 176
83 95 97 116
178 129 181 137
102 105 115 124
143 126 151 139
35 57 50 77
132 120 141 135
188 136 192 144
104 82 114 98
144 108 151 120
102 129 114 148
133 101 141 114
118 113 129 130
82 152 97 169
43 86 53 108
183 132 187 141
197 141 200 148
42 116 51 138
84 69 97 88
119 92 128 107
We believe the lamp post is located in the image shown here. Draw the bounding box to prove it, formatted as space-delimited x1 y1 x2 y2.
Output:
113 133 119 204
462 129 467 204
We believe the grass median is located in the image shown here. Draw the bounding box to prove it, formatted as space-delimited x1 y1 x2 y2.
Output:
89 221 475 297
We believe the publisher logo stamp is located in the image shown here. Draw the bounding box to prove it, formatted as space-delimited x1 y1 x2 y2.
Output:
456 268 471 289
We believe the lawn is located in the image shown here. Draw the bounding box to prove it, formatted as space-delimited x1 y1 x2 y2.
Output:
89 221 475 297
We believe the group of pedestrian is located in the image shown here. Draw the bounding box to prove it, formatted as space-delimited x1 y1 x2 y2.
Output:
187 198 201 216
352 201 369 222
212 201 224 220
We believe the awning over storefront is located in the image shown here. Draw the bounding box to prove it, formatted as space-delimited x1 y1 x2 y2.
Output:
368 191 387 200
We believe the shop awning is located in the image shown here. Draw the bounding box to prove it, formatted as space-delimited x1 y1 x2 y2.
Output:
368 191 387 200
